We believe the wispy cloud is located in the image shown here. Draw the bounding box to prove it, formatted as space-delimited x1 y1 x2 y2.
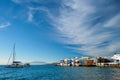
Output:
11 0 21 3
51 0 120 56
12 0 40 4
10 0 120 56
28 7 33 22
11 0 60 25
27 7 50 22
0 21 10 29
104 13 120 27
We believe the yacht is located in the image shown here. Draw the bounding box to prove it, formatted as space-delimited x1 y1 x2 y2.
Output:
6 44 24 68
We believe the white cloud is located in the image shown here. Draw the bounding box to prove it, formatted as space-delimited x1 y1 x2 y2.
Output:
0 22 10 29
10 0 120 56
12 0 21 3
104 13 120 27
28 12 33 22
51 0 120 56
28 8 33 22
12 0 41 4
27 7 51 24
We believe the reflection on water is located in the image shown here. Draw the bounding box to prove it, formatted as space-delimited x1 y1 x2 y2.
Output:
0 65 120 80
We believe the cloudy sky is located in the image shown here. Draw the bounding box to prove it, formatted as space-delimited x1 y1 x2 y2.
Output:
0 0 120 64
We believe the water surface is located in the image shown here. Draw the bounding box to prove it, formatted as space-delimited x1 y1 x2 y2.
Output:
0 65 120 80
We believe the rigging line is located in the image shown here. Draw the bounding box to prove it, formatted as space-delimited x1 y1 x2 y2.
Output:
7 49 13 65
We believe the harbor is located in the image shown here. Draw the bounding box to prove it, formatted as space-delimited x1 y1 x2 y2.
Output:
56 53 120 67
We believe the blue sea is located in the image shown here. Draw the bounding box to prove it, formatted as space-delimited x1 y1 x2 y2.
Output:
0 65 120 80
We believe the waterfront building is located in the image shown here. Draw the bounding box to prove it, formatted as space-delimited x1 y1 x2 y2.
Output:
111 53 120 63
74 57 79 66
79 58 84 66
85 58 97 66
56 53 120 67
96 57 111 66
63 58 68 66
71 58 75 66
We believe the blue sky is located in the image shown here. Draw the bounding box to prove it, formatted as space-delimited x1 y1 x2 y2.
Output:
0 0 120 64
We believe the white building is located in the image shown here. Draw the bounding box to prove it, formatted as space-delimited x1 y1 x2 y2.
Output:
111 53 120 63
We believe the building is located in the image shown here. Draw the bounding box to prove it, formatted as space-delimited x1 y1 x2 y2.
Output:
56 53 120 67
111 53 120 63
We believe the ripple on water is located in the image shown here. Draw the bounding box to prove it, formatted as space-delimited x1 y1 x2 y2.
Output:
0 65 120 80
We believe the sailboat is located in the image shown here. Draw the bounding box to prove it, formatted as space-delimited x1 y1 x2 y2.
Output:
6 44 24 68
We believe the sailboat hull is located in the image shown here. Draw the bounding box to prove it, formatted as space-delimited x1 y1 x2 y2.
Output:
6 61 24 68
6 65 23 68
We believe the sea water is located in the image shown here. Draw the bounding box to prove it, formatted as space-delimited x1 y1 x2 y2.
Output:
0 65 120 80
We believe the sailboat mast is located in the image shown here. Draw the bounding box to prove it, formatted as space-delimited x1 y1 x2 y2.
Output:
13 43 16 62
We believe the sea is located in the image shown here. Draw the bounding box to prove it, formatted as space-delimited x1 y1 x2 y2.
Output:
0 65 120 80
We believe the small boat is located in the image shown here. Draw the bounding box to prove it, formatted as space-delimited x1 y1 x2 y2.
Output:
24 63 30 67
6 44 24 68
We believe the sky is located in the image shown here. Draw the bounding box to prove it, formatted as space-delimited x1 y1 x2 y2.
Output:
0 0 120 64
